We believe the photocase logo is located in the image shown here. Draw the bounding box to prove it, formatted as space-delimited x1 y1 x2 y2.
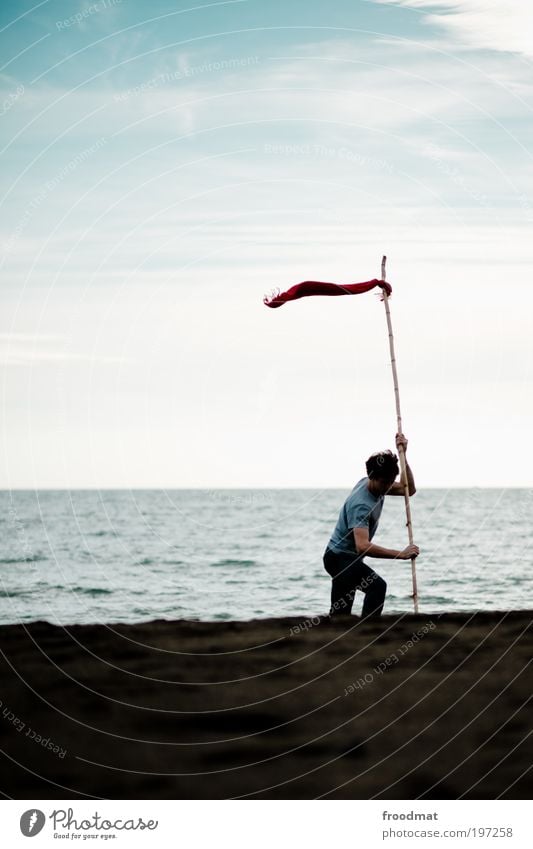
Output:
20 809 45 837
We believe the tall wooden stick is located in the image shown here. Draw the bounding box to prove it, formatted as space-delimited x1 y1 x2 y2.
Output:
380 255 419 613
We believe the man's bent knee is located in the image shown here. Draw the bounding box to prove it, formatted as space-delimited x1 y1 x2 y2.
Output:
376 578 387 597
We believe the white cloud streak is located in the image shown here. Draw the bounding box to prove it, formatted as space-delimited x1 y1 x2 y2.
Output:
373 0 533 57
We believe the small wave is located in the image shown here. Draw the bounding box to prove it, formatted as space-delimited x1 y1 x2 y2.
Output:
211 558 256 567
36 583 65 590
419 595 453 604
135 557 154 566
0 589 34 598
72 587 114 596
0 555 45 564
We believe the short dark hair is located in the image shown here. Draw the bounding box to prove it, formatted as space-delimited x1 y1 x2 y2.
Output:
366 449 399 481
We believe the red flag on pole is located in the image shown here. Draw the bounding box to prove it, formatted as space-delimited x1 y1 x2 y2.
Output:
263 278 392 309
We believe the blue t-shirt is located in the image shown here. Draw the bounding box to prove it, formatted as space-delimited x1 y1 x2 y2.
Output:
327 477 384 556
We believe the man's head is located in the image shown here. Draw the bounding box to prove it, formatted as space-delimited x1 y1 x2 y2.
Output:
366 449 399 494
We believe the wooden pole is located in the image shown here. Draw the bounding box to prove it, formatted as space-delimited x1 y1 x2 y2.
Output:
380 255 419 613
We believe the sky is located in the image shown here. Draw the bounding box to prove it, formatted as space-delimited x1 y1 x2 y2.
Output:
1 0 532 488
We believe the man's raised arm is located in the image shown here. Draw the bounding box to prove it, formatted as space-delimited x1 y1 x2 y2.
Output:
387 432 416 496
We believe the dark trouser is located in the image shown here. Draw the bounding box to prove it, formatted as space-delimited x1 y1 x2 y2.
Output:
323 547 387 618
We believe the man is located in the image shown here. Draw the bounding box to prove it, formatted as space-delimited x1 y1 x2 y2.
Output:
323 432 419 618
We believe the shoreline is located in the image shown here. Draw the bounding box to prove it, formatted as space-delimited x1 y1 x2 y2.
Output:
0 611 531 799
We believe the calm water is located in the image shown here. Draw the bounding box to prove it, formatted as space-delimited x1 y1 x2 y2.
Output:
0 488 531 625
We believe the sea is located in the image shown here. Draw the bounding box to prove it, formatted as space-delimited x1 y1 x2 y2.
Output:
0 488 531 625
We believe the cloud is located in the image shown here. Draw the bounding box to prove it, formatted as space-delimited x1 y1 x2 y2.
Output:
373 1 533 57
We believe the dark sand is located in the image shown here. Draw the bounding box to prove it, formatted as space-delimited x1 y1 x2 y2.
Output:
0 611 531 799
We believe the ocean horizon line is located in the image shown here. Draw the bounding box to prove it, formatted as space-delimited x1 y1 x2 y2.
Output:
0 485 531 492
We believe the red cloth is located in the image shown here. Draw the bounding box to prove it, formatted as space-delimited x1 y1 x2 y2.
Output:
263 278 392 308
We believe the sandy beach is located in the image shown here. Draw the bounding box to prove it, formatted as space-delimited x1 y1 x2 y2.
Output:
0 611 531 799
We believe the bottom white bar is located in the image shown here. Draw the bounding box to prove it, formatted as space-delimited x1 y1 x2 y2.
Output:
1 800 529 848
